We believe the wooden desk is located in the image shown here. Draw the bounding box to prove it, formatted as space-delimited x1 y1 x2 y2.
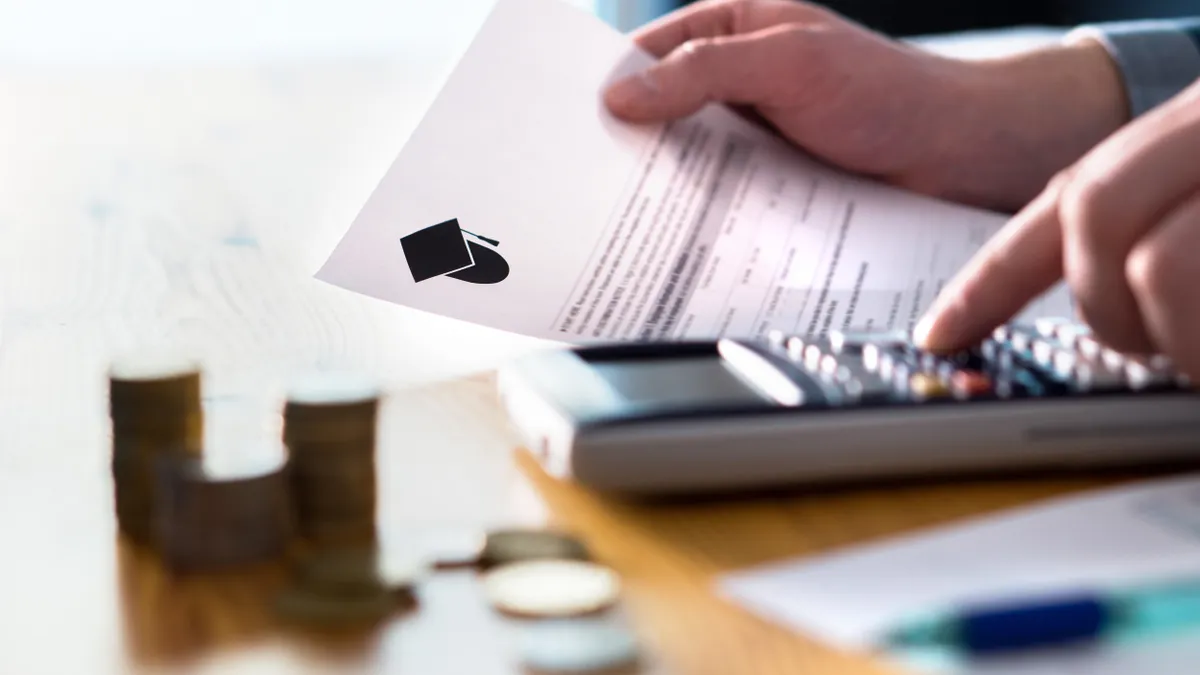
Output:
0 12 1146 675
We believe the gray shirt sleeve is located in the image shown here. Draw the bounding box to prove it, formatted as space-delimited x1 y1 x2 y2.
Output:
1064 18 1200 117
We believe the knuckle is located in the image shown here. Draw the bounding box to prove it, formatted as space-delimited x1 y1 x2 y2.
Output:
1057 171 1113 246
1045 167 1077 195
1126 239 1182 302
676 36 719 67
726 0 754 32
721 0 757 16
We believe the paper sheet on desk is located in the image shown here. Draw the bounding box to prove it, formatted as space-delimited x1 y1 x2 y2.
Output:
719 474 1200 674
316 0 1072 343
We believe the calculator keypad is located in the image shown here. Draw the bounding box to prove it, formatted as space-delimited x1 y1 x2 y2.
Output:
759 319 1192 407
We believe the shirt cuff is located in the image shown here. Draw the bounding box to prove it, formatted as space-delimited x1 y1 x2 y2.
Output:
1064 19 1200 117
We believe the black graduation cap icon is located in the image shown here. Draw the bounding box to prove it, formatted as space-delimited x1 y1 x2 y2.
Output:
400 218 510 285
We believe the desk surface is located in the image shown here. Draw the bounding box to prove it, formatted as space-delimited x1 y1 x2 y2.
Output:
0 6 1133 674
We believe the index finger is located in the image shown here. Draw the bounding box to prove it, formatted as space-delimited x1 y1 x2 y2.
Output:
630 0 829 57
915 180 1068 351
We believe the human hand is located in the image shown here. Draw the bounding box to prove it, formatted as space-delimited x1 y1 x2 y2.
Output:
603 0 1129 212
915 78 1200 379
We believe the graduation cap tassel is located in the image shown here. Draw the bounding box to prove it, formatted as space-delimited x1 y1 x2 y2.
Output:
460 228 500 247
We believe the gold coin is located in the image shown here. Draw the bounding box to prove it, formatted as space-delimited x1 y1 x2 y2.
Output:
482 560 620 618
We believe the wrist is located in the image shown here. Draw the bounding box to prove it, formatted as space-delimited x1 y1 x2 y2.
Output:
926 40 1129 212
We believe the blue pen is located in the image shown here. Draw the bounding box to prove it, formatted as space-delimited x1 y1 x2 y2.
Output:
882 577 1200 656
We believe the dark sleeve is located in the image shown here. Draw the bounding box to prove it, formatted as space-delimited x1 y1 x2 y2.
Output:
1064 18 1200 117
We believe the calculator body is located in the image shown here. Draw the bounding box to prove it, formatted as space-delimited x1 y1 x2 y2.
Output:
496 321 1200 495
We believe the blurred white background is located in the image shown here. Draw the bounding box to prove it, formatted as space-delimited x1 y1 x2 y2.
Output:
0 0 604 65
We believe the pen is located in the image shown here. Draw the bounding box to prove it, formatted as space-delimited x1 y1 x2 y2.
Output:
881 577 1200 656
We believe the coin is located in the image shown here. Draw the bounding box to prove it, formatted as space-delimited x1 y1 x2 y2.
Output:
482 560 620 618
481 529 591 568
516 617 640 673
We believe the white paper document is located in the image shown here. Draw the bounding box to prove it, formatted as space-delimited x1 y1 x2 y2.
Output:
315 0 1070 343
720 474 1200 674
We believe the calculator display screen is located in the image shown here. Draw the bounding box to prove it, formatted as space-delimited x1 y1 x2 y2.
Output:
591 357 769 410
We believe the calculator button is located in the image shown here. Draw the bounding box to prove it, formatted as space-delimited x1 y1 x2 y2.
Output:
909 373 950 399
1071 362 1127 392
1031 339 1055 368
1034 317 1071 338
766 329 787 349
1124 359 1175 390
831 367 893 403
1052 350 1077 378
918 352 942 372
1101 348 1126 371
950 371 993 399
862 344 884 372
802 344 823 371
1055 324 1086 350
1146 354 1173 371
980 339 1001 362
785 336 805 361
1010 331 1032 353
818 354 841 377
993 371 1040 398
935 360 960 381
1076 335 1104 360
979 341 1014 372
830 329 908 355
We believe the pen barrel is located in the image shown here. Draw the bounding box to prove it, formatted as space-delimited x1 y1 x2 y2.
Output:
956 596 1109 654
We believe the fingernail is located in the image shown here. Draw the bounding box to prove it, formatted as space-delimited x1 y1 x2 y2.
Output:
605 70 659 109
912 313 937 347
914 303 957 348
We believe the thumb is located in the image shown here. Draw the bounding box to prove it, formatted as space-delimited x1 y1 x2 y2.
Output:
604 25 805 122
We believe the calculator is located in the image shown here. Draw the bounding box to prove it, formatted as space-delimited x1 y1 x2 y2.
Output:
496 319 1200 495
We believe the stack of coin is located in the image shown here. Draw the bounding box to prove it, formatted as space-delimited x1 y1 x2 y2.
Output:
282 372 381 549
108 353 203 545
153 432 293 571
273 547 422 627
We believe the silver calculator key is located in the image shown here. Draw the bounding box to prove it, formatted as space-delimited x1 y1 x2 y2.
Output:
829 328 908 355
785 336 805 361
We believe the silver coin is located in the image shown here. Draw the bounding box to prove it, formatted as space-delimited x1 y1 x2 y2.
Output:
516 617 640 673
483 560 620 618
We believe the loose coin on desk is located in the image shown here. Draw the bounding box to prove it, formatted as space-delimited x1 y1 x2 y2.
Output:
481 528 591 568
483 560 620 618
515 617 641 673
